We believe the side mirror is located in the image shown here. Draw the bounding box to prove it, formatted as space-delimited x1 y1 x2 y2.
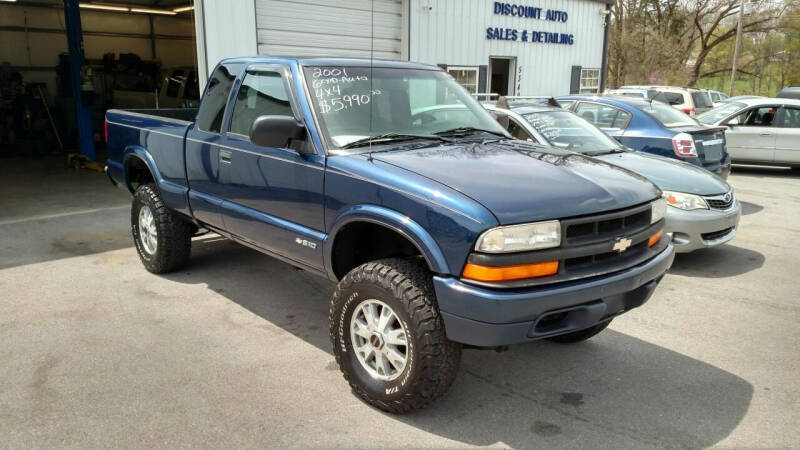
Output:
249 115 306 150
726 117 739 127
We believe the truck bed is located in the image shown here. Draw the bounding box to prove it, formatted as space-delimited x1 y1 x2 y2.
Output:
115 108 199 123
105 108 198 218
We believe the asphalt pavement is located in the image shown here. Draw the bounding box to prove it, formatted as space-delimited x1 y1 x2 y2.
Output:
1 159 798 448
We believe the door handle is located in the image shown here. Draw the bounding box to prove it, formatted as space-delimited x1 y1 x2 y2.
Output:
759 133 773 137
219 149 232 163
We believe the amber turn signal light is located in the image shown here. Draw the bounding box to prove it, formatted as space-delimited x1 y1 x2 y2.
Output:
648 230 664 247
462 261 559 282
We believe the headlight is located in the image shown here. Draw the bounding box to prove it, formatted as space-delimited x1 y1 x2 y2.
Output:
662 191 708 211
475 220 561 253
651 197 667 223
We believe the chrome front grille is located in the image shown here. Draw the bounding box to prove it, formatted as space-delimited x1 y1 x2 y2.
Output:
705 191 735 210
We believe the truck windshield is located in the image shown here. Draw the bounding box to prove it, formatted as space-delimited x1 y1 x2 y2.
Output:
302 66 507 153
522 111 625 154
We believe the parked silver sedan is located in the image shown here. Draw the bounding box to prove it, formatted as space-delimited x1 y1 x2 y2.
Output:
486 102 741 253
697 98 800 168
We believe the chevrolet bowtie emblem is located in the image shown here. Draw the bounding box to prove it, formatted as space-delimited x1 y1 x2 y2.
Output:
612 237 633 253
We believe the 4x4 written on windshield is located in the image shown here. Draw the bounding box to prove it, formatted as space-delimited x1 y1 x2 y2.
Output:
310 67 382 114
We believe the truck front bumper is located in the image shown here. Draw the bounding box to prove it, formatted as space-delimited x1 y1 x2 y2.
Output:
434 244 675 347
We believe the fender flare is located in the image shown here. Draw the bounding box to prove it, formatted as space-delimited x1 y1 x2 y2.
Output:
122 146 162 193
323 204 450 279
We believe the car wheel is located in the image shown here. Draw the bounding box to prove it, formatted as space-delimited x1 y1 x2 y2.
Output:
547 320 612 343
131 184 193 274
329 258 461 413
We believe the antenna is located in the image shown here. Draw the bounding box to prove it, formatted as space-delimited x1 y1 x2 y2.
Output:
367 0 375 162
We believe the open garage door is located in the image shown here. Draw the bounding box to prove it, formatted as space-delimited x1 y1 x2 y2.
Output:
254 0 406 60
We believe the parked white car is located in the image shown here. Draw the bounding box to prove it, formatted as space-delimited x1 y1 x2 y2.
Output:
620 85 714 117
697 98 800 168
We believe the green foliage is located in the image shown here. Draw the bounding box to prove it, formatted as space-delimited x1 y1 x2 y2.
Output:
608 0 800 93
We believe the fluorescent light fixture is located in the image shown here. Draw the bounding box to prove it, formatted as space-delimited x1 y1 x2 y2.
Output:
130 7 177 15
173 5 194 12
0 0 19 3
79 3 130 11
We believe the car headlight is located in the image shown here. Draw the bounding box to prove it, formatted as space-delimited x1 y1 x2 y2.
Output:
662 191 708 210
651 197 667 223
475 220 561 253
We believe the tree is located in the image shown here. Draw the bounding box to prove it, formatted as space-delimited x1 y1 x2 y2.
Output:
606 0 799 90
683 0 792 85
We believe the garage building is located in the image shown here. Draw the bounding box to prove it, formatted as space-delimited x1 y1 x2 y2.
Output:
0 0 609 163
194 0 612 96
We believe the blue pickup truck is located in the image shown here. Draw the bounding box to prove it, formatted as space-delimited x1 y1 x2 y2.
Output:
105 57 674 413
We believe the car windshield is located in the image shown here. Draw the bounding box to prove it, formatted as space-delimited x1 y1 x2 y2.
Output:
522 110 624 154
302 66 507 153
641 101 699 127
696 102 747 125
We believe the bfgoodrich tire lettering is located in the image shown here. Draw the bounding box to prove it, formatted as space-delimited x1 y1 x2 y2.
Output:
330 258 461 413
131 184 193 274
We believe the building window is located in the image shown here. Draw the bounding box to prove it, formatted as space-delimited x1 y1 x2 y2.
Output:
579 68 601 94
447 66 479 94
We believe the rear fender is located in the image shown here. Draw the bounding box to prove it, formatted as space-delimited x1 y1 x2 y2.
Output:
323 204 450 279
123 146 192 218
122 146 161 193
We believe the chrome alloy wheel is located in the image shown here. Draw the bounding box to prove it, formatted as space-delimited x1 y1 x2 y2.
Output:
350 299 409 381
138 205 158 255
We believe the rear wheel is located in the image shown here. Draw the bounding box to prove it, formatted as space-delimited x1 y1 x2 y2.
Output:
547 320 612 344
330 258 461 413
131 184 193 274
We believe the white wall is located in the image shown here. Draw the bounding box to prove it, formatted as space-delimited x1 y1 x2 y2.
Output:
0 4 195 102
409 0 607 95
194 0 258 90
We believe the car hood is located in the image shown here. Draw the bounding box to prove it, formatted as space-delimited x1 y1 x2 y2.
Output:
370 140 660 225
594 151 730 195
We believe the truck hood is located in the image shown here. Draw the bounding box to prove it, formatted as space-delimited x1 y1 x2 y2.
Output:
594 151 730 196
371 140 660 225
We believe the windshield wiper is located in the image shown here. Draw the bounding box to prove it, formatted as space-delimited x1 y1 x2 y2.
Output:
339 133 454 149
584 147 627 156
434 126 508 138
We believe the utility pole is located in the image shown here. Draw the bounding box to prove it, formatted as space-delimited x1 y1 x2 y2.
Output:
729 0 746 96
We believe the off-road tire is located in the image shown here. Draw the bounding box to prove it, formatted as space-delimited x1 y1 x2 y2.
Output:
330 258 461 414
131 184 193 274
547 319 612 343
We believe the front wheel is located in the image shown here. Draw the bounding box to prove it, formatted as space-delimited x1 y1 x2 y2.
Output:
131 184 193 274
329 259 461 414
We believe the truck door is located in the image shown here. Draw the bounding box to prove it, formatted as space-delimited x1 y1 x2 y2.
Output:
216 64 326 271
184 62 244 229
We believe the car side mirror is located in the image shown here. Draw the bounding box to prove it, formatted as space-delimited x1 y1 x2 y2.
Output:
726 118 739 127
249 115 307 150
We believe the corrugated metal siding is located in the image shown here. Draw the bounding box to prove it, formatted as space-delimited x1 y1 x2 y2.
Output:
410 0 606 95
197 0 258 87
255 0 404 59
